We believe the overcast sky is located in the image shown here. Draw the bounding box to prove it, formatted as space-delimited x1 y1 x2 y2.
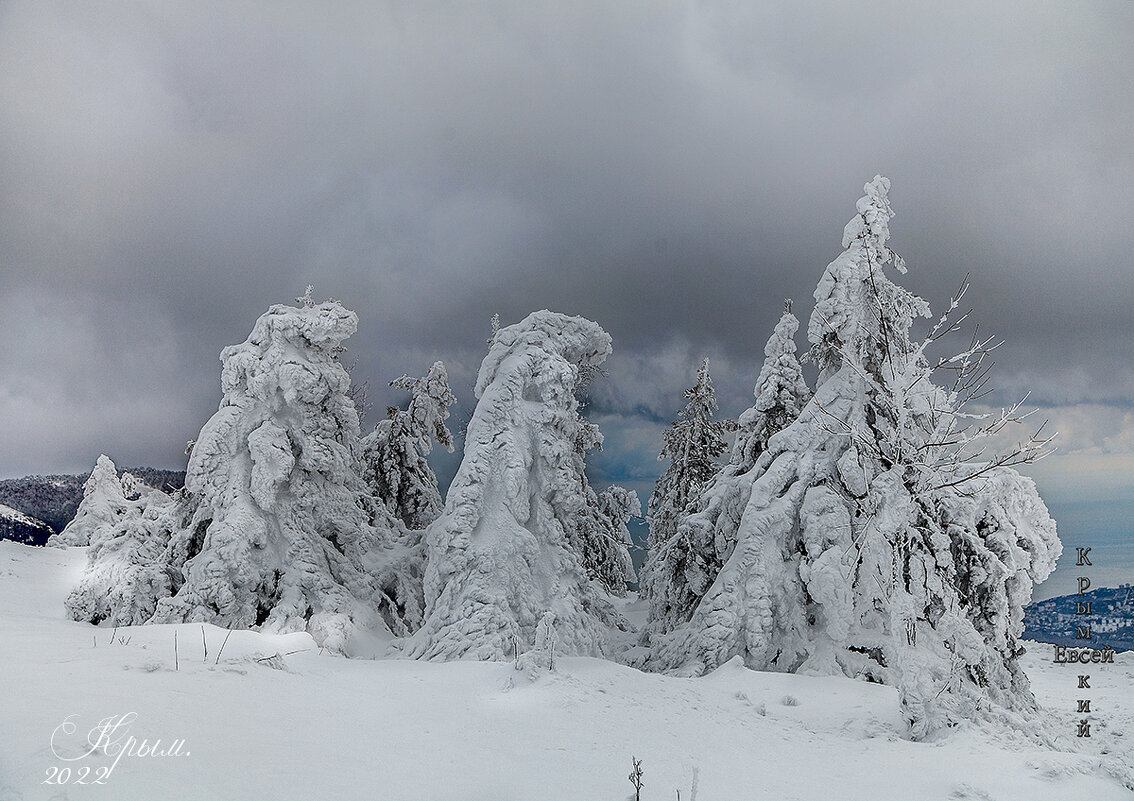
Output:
1 2 1131 593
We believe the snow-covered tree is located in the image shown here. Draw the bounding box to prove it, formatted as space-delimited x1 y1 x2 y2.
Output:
646 359 732 551
51 455 185 625
641 316 808 639
649 176 1060 740
64 494 185 627
574 484 639 596
407 310 630 661
360 360 456 531
142 299 423 650
47 455 134 548
731 302 810 472
63 301 426 646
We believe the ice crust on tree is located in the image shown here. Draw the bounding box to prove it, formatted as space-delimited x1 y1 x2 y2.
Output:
648 176 1061 740
642 315 808 640
359 361 456 531
407 310 630 661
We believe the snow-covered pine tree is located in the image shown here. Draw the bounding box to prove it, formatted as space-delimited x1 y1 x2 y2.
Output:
47 455 142 547
359 361 456 531
732 302 810 472
645 359 731 551
574 483 639 596
650 176 1060 740
407 310 630 661
136 298 423 649
54 455 184 626
64 492 186 627
641 316 808 639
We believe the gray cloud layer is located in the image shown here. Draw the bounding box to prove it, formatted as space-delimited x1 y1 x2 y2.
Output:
1 1 1132 480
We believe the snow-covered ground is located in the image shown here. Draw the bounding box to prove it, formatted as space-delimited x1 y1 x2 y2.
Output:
1 541 1130 801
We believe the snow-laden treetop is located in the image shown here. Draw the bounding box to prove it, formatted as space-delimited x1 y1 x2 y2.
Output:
840 174 904 271
83 454 119 499
807 175 931 382
476 310 612 397
217 301 358 418
188 300 360 502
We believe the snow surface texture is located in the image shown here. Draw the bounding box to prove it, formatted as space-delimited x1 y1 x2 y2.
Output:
408 311 631 661
359 360 456 531
2 543 1131 801
648 177 1062 740
642 315 807 640
61 302 425 651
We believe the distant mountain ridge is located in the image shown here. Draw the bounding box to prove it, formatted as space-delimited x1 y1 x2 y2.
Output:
0 467 185 544
1024 585 1134 652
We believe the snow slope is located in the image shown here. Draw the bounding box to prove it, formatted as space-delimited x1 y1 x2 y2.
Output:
0 504 53 546
0 504 51 530
1 542 1130 801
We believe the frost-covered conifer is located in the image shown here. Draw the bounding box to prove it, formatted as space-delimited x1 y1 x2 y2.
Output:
650 177 1060 740
407 311 629 661
64 495 185 626
137 299 421 649
732 303 810 472
47 455 134 547
641 322 808 639
550 415 637 595
645 359 731 552
360 361 456 530
577 484 639 596
54 455 183 625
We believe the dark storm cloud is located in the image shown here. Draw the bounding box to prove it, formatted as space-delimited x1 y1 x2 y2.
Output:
1 1 1132 480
